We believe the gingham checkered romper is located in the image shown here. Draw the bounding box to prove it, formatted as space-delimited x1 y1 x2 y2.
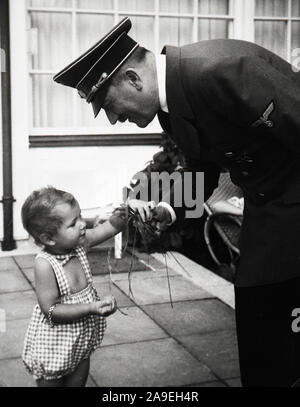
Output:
22 246 106 381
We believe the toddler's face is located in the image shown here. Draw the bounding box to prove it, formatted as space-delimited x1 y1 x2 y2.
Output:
51 201 86 252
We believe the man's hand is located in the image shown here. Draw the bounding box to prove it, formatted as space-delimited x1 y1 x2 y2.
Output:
127 199 155 222
127 199 173 232
152 206 172 232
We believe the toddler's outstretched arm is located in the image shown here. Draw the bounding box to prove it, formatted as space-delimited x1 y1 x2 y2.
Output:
86 199 156 247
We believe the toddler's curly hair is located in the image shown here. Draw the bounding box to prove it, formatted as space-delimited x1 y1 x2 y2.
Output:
21 186 76 245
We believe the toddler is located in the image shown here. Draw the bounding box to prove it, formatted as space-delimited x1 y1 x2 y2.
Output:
21 186 144 387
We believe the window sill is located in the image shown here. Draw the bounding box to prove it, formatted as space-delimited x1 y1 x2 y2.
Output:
29 133 162 148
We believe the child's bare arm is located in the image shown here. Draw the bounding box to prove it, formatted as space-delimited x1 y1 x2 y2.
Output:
52 295 117 322
35 257 61 315
85 218 122 248
86 200 156 248
34 258 117 323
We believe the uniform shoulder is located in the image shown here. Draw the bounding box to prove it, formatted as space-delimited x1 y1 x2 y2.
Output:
180 39 263 76
181 39 263 60
180 42 271 103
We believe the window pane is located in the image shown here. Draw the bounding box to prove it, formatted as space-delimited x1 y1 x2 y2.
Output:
122 16 155 50
32 75 73 127
255 0 288 17
76 14 114 54
255 21 287 59
159 18 193 49
29 12 72 70
292 0 300 16
198 0 229 15
159 0 193 13
198 19 229 40
119 0 154 12
76 0 113 9
292 22 300 51
28 0 72 7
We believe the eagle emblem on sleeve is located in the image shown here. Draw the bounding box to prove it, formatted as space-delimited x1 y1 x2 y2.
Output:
251 101 275 128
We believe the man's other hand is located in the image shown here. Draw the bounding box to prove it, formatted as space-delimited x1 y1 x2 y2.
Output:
152 206 172 231
127 199 155 222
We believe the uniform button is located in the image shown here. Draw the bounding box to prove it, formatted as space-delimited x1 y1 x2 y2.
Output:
258 192 265 197
242 171 249 177
225 151 234 157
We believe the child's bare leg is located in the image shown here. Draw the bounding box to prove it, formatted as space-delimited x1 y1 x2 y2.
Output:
36 377 65 387
64 358 90 387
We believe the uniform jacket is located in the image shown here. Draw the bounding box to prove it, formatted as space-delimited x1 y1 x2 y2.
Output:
158 40 300 286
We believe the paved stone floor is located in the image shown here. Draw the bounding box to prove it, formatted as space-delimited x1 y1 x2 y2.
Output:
0 249 241 387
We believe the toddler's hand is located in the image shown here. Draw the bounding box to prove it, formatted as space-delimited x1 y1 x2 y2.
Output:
91 295 117 317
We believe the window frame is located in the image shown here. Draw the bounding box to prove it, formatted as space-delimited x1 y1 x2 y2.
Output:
26 0 239 145
15 0 298 146
253 0 300 63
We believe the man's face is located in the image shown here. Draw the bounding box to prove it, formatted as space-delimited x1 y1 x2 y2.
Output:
51 201 86 251
102 72 159 128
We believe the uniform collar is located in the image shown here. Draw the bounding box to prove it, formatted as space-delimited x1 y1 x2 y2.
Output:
155 54 169 113
158 46 202 160
162 45 194 120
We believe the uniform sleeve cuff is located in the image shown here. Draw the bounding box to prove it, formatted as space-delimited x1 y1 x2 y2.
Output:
157 202 177 225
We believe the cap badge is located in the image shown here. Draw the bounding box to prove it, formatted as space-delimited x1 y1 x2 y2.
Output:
77 72 108 102
86 72 108 103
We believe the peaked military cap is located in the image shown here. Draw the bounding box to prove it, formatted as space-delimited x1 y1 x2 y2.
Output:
53 17 139 117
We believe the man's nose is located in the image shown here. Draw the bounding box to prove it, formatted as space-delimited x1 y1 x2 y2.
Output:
105 110 119 125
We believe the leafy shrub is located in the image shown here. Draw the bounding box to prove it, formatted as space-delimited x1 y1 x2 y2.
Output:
124 133 208 260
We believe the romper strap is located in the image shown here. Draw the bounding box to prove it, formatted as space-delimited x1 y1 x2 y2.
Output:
36 251 71 296
75 246 93 285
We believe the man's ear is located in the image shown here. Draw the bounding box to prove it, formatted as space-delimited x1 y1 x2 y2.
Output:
39 233 56 247
125 69 142 91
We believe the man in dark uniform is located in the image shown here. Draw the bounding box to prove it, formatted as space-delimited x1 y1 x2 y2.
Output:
54 18 300 386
